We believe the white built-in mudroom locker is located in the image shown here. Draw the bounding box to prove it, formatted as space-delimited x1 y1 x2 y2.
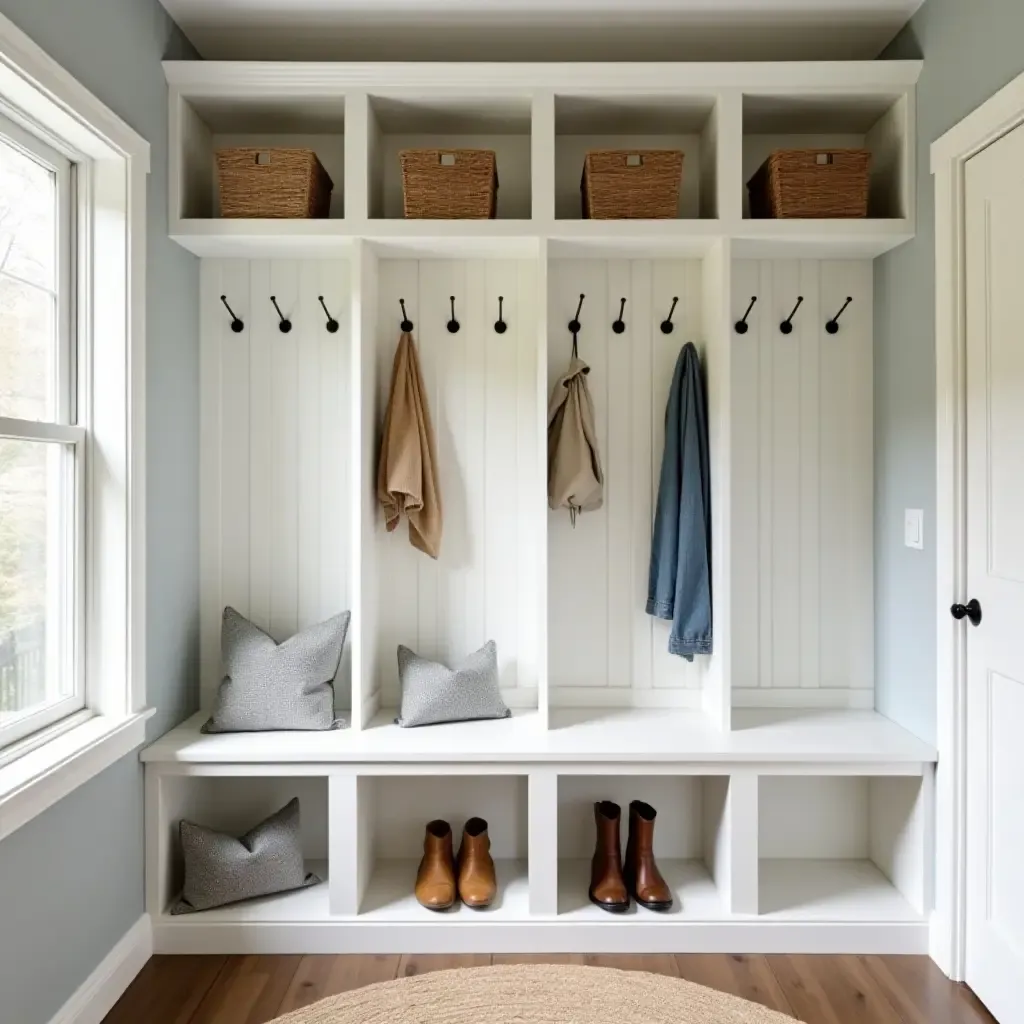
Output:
143 59 937 956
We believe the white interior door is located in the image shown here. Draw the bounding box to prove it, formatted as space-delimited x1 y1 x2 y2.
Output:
964 120 1024 1024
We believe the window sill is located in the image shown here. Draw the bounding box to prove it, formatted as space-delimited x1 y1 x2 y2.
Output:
0 708 154 842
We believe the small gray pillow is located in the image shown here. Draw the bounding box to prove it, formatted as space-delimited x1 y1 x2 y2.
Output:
203 607 350 733
171 798 319 914
395 640 510 728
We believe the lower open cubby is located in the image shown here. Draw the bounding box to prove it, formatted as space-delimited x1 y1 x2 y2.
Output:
145 764 932 954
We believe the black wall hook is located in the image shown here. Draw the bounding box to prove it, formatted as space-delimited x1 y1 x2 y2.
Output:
568 293 585 359
318 296 339 334
270 296 292 334
220 295 244 333
447 296 460 334
780 296 804 335
399 299 413 332
494 296 507 334
612 298 627 335
568 293 585 335
735 296 757 335
660 296 679 335
826 296 853 335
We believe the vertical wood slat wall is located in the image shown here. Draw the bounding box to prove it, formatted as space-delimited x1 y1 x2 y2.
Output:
199 252 874 726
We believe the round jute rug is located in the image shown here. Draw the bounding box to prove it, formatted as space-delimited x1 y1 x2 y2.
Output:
270 964 793 1024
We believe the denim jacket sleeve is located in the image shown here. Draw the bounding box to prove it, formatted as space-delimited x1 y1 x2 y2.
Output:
646 342 712 660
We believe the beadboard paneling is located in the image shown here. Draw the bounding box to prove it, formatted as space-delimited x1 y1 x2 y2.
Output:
546 259 706 708
200 259 352 710
731 260 873 706
373 259 541 711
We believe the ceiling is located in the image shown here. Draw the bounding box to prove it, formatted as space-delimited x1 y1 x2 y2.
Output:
158 0 925 63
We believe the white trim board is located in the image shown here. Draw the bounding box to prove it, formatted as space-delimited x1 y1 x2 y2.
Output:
929 65 1024 983
48 915 151 1024
151 918 928 957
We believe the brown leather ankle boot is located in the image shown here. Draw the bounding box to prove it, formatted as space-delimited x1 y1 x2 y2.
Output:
457 816 497 909
589 800 629 913
415 819 456 910
625 800 673 911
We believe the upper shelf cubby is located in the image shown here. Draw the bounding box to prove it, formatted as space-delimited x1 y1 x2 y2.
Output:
554 94 719 220
366 95 532 220
173 93 346 220
741 92 911 220
164 61 922 258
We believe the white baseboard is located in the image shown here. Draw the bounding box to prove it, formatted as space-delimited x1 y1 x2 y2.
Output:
49 914 152 1024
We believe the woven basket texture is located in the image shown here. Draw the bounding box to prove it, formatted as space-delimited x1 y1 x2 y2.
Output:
400 149 498 219
582 150 683 219
216 148 333 219
747 148 871 219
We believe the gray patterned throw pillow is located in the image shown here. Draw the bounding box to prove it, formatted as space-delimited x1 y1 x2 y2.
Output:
395 640 510 728
171 798 320 914
202 607 350 733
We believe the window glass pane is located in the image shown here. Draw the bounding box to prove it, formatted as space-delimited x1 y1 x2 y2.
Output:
0 438 72 728
0 137 56 291
0 278 56 420
0 134 59 422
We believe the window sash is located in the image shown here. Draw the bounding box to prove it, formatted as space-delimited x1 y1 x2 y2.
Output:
0 112 81 753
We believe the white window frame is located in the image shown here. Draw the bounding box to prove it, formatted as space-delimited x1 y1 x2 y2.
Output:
0 11 152 841
0 110 85 751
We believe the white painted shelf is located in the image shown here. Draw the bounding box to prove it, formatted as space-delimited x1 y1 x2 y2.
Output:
171 217 914 261
142 708 936 768
759 859 921 922
359 859 530 920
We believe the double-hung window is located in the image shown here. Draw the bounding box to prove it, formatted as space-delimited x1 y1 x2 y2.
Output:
0 110 81 751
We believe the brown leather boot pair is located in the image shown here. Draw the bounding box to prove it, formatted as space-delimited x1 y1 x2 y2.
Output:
589 800 673 913
415 817 497 910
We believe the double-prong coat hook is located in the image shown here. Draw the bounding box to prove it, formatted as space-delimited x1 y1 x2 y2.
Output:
399 298 413 332
447 295 460 334
826 296 853 335
735 296 757 335
494 296 507 334
780 296 804 335
568 293 585 359
220 295 244 333
660 296 679 335
612 297 627 335
318 296 339 334
270 296 292 334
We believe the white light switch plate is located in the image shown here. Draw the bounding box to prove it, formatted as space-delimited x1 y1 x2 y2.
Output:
904 509 924 549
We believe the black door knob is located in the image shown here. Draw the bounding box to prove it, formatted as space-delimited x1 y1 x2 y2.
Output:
951 598 982 626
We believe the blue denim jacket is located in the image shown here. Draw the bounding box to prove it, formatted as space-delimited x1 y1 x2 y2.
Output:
646 342 712 659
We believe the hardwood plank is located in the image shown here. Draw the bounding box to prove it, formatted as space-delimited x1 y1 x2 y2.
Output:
100 953 998 1024
859 955 1000 1024
397 954 491 977
492 954 586 966
583 954 680 976
189 954 302 1024
675 954 795 1017
276 954 401 1015
103 955 227 1024
767 954 902 1024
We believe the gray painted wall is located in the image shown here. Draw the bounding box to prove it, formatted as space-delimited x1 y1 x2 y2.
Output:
0 2 199 1022
875 0 1024 744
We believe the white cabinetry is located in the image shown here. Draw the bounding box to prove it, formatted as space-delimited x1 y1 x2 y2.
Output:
146 58 935 956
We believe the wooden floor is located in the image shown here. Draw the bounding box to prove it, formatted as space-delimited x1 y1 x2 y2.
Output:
103 953 999 1023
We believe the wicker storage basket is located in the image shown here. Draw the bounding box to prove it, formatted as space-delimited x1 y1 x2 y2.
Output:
400 149 498 219
216 148 333 219
582 150 683 219
747 148 871 219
